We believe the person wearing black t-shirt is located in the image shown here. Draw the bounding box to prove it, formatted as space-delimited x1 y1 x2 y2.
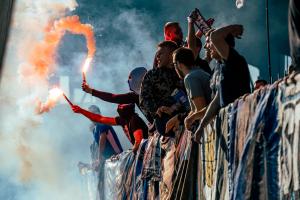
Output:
71 103 148 152
194 24 251 143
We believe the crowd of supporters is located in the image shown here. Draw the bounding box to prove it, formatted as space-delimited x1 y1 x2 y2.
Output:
69 1 300 199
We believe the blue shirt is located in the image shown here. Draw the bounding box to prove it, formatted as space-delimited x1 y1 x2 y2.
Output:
93 123 123 159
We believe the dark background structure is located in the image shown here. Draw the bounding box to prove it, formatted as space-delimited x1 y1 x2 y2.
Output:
0 0 291 82
71 0 290 81
0 0 14 80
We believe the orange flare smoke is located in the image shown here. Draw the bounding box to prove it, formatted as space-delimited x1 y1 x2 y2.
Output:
36 88 63 114
29 15 96 78
30 15 96 113
53 15 96 59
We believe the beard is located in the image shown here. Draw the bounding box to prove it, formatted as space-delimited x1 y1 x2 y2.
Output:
176 67 185 79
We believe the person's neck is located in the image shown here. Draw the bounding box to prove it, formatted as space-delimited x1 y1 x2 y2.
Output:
183 66 193 76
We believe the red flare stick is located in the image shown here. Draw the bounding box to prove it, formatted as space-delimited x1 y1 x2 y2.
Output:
82 72 86 83
63 93 73 106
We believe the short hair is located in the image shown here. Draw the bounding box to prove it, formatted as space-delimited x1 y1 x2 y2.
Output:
225 34 235 47
173 47 195 69
255 79 268 85
164 22 180 33
157 41 178 52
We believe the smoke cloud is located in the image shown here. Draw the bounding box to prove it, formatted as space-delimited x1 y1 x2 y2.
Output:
0 0 158 199
0 0 93 199
32 15 96 114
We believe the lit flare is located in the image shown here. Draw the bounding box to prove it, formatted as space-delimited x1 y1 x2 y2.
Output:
82 57 92 82
36 87 63 114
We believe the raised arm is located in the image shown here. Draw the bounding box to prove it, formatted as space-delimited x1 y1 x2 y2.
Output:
210 25 243 60
82 82 138 104
72 105 117 126
187 15 198 58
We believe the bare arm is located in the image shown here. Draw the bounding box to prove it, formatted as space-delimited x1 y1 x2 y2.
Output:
188 96 207 122
188 20 198 58
192 96 207 113
199 92 221 128
184 96 207 130
210 25 243 60
193 92 221 143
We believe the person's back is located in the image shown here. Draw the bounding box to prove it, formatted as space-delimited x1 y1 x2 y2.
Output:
93 123 123 159
116 113 148 145
114 103 148 151
184 68 212 111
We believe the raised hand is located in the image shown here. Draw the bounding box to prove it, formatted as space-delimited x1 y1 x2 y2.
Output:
82 82 92 94
71 105 82 113
165 115 180 133
188 9 199 23
230 24 244 39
